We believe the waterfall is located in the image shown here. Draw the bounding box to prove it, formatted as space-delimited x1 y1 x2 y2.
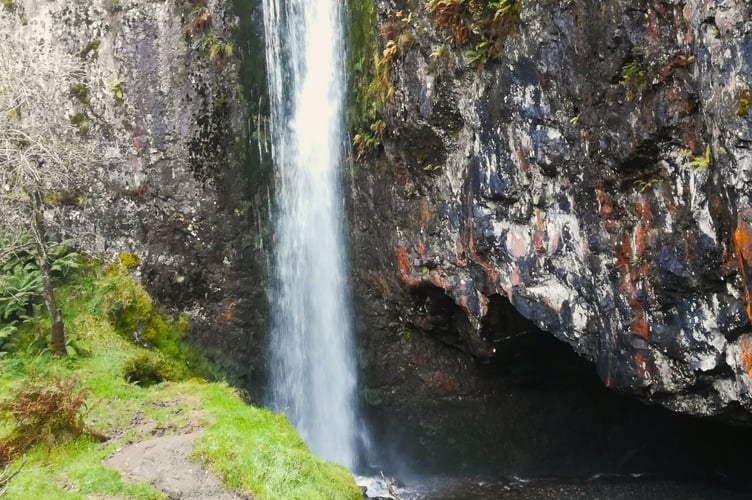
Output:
262 0 359 469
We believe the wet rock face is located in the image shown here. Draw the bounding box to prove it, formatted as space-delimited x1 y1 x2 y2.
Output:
350 0 752 430
19 0 270 385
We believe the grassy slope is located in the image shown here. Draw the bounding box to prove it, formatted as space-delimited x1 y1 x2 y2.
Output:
0 269 361 500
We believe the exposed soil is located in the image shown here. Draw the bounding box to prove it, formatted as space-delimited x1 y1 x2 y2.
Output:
102 395 250 500
104 432 246 500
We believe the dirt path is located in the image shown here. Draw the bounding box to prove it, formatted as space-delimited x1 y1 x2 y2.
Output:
104 431 247 500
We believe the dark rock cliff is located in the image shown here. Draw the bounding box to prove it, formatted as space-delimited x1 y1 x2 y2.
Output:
20 0 752 474
17 0 271 387
349 0 752 465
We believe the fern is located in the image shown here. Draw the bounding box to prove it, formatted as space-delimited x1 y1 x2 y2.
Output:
0 263 41 320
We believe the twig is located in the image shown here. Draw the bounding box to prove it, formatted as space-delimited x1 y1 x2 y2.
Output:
380 471 402 500
0 454 26 497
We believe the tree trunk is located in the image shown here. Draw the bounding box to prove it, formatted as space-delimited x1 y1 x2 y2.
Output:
31 196 66 356
39 254 66 356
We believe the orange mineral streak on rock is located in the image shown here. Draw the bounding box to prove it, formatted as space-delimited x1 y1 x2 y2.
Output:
223 300 235 321
618 233 649 340
397 245 411 284
455 237 467 267
616 233 632 271
683 133 697 153
634 221 646 259
651 0 669 16
417 242 425 256
634 351 645 378
533 210 546 253
733 211 752 321
398 244 442 289
741 338 752 378
459 294 468 310
428 270 447 290
427 370 460 396
640 195 653 224
631 314 649 340
596 188 615 233
622 276 649 340
657 54 695 83
419 200 431 225
514 146 530 174
646 7 659 44
466 230 499 288
682 4 693 45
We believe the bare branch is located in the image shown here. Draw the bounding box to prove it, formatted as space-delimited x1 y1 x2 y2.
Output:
379 471 402 500
0 454 26 496
0 10 102 354
0 10 97 240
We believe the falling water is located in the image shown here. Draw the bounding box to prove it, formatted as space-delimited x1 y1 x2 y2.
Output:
262 0 359 469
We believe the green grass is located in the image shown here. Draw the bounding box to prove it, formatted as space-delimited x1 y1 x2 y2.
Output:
0 268 360 499
4 438 163 500
194 383 362 500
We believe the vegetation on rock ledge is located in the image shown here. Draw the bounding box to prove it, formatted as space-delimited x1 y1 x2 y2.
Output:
428 0 521 66
346 0 389 160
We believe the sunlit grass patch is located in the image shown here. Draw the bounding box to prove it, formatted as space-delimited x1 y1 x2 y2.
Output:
0 267 360 499
194 382 362 500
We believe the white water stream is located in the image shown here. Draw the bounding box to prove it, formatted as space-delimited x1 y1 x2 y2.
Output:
262 0 359 469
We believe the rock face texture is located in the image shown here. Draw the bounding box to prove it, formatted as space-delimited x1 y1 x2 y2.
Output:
349 0 752 455
19 0 752 473
15 0 271 385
